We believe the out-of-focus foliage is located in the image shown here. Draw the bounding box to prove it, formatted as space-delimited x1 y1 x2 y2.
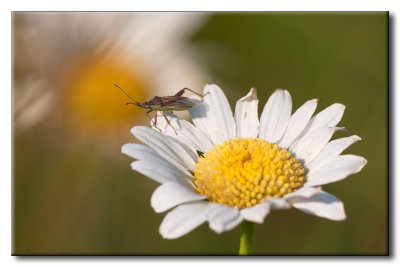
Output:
13 12 387 255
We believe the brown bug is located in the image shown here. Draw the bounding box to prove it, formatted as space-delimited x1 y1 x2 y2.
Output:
114 84 209 134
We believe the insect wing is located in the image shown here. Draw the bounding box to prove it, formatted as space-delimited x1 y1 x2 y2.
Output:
161 96 202 110
178 97 202 107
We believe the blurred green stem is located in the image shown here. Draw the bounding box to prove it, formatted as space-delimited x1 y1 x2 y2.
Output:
239 221 254 255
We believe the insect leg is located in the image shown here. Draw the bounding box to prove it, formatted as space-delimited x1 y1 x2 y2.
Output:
175 87 210 98
162 112 177 135
147 110 160 131
173 89 186 97
152 112 162 132
146 109 154 120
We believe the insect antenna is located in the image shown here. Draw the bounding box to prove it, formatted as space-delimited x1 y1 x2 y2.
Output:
113 83 143 107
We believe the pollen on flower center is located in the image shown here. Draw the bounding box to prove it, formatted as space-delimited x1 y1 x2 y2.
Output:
193 138 305 209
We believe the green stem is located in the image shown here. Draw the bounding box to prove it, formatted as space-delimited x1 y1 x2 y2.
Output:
239 221 254 255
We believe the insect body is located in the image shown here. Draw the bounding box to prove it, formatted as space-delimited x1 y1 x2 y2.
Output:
114 84 208 134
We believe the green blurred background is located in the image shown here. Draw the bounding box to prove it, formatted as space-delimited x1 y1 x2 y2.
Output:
12 12 388 255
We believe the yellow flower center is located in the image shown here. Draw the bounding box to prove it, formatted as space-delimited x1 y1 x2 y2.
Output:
193 138 305 209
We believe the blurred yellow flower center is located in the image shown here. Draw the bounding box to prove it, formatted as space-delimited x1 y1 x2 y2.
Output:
64 57 149 124
193 138 305 209
60 55 151 144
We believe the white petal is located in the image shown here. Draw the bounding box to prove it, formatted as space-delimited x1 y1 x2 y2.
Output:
265 198 290 209
171 137 199 162
234 87 259 138
222 215 244 232
259 89 292 143
290 127 345 164
130 160 191 185
189 84 236 145
151 113 214 153
123 142 192 185
289 103 346 149
291 191 346 221
306 135 362 170
240 203 271 223
132 126 196 173
207 204 241 233
278 99 318 148
151 182 206 213
284 186 322 200
159 202 209 239
122 143 159 161
306 103 346 133
305 155 368 187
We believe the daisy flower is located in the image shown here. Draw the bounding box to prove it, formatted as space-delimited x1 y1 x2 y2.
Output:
122 84 367 254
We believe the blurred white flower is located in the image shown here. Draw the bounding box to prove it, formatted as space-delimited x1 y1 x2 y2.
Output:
13 12 210 140
123 84 367 239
